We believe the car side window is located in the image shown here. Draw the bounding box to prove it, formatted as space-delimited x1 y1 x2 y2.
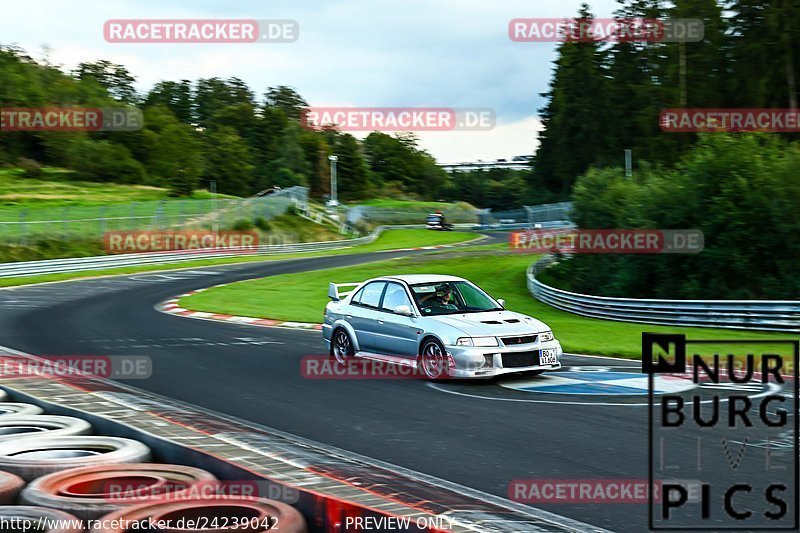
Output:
355 281 387 309
380 282 412 312
350 287 363 304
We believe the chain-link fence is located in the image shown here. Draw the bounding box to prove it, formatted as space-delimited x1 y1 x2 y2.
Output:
524 202 572 225
341 201 574 229
474 202 573 228
344 204 480 226
0 186 309 245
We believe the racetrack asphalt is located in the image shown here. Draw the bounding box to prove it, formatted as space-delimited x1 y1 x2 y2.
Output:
0 236 794 532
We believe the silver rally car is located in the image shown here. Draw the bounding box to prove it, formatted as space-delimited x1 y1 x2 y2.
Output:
322 274 562 379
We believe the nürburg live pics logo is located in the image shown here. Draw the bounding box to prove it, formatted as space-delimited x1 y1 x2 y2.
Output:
644 333 799 530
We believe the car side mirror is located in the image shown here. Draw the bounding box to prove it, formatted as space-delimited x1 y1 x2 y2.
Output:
394 305 413 316
497 298 505 308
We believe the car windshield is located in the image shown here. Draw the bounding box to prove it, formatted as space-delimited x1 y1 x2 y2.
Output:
410 281 502 316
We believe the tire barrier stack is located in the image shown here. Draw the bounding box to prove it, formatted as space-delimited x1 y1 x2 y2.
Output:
0 393 308 533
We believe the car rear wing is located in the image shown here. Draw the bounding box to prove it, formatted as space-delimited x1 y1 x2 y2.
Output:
328 282 362 301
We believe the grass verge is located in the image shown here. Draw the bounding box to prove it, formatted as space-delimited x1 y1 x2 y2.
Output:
179 249 791 359
0 229 481 288
0 167 231 208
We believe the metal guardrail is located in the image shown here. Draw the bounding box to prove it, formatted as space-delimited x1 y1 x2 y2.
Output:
527 256 800 333
0 230 387 279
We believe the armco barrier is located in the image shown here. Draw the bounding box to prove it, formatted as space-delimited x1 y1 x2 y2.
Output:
0 225 425 279
528 256 800 332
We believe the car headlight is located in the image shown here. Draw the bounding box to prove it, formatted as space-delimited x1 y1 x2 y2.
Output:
540 330 554 342
456 337 499 347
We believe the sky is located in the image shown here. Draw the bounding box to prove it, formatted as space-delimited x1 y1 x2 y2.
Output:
1 0 619 162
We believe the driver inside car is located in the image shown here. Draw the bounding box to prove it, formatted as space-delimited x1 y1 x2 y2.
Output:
433 284 459 311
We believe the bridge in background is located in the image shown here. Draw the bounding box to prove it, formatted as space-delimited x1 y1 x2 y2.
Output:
437 157 531 172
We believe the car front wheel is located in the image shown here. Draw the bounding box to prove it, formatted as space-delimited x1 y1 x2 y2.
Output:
420 339 449 380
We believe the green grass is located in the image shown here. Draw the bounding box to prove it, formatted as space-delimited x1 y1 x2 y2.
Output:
0 230 481 288
359 198 474 210
179 249 791 359
0 168 229 208
356 229 481 251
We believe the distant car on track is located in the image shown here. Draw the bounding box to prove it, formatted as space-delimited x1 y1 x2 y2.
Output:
322 275 562 379
425 212 453 231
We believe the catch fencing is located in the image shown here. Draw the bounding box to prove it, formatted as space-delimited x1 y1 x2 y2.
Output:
344 201 574 229
345 204 480 226
0 187 309 244
476 202 574 229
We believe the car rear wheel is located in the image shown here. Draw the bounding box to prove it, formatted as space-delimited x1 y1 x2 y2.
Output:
420 339 448 380
331 329 354 364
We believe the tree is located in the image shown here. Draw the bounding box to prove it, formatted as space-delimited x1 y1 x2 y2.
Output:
556 133 800 299
531 4 609 197
299 130 330 197
195 77 254 127
362 131 448 198
272 122 311 186
212 103 259 147
151 124 204 196
728 0 800 110
144 80 193 123
202 126 255 194
264 85 308 121
73 60 138 103
67 139 145 183
333 133 370 200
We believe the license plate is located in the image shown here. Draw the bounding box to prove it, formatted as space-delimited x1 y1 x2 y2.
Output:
540 349 558 366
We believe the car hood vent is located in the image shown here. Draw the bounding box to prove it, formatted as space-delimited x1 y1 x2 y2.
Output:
504 319 520 323
480 320 503 325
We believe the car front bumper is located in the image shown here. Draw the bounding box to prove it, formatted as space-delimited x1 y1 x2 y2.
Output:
444 340 563 378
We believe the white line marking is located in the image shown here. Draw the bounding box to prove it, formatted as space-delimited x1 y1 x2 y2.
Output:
427 381 781 407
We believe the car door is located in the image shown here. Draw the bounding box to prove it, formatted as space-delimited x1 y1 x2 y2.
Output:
374 282 420 358
347 281 387 353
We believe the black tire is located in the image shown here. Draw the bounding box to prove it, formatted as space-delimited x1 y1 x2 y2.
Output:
419 338 450 380
330 328 354 365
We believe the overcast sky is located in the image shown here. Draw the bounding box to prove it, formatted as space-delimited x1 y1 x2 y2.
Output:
1 0 619 162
